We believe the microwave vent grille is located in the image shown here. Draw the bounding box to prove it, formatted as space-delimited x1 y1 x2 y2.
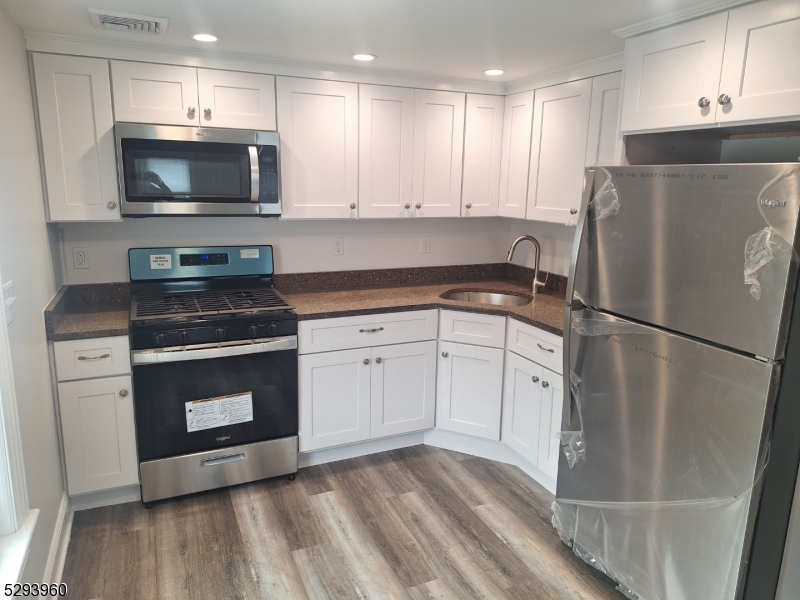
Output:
88 9 169 35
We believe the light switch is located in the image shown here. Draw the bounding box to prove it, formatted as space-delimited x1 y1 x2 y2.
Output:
2 281 16 326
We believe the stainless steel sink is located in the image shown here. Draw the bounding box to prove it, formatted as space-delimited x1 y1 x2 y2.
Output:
441 290 532 306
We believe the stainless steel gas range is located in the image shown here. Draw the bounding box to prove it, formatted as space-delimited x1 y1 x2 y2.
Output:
127 245 298 506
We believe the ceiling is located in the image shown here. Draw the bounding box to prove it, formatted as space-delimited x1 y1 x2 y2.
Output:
2 0 719 83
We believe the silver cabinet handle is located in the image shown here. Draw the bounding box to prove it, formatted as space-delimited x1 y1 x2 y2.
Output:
465 203 472 209
405 203 411 209
119 389 129 397
204 108 212 117
201 453 245 467
570 208 578 215
375 357 382 364
532 375 539 383
77 353 110 361
698 97 711 108
441 351 449 358
350 203 357 209
359 327 384 333
718 94 731 106
542 381 550 388
107 202 117 209
187 107 196 116
537 343 555 353
415 203 422 209
363 358 370 365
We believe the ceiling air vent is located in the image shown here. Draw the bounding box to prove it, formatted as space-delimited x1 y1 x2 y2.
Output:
88 9 169 35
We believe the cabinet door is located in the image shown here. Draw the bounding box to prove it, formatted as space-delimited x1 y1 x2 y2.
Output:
537 367 563 481
299 348 371 451
197 69 276 130
32 54 120 222
619 13 728 132
111 61 199 126
436 341 504 440
358 85 415 219
277 77 359 219
498 91 534 219
371 341 436 438
412 90 465 218
501 351 544 465
461 94 504 217
717 0 800 124
526 79 592 224
585 72 623 167
57 375 138 495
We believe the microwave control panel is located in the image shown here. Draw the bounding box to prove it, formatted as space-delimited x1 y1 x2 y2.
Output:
258 146 280 204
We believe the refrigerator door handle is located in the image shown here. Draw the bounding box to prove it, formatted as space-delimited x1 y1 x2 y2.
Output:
562 168 596 429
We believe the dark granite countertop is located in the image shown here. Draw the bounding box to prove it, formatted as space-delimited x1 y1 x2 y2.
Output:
44 263 566 341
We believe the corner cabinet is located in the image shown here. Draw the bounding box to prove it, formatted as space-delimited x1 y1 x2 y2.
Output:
498 91 534 219
585 71 623 167
277 77 359 219
32 54 120 222
461 94 504 217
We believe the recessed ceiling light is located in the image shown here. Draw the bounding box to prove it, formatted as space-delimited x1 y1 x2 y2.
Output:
192 33 217 42
484 69 504 76
353 54 376 61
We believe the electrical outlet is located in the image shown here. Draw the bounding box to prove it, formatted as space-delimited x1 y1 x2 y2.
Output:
2 281 16 326
420 236 431 254
73 248 88 269
333 237 344 256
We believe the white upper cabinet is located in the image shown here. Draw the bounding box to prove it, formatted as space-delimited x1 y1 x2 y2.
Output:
526 79 592 224
717 0 800 124
358 85 415 219
277 77 359 219
498 91 534 219
33 54 120 222
111 61 200 126
585 72 623 167
461 94 504 217
197 69 276 130
619 13 728 132
412 90 466 218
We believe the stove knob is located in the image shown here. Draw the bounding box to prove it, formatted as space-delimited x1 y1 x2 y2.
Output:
179 331 190 345
267 323 278 336
214 328 226 342
248 325 259 338
155 333 168 347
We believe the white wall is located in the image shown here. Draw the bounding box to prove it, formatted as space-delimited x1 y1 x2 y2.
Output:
58 217 517 284
0 6 65 582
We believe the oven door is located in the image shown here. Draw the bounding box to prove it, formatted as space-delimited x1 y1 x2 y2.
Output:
131 336 298 462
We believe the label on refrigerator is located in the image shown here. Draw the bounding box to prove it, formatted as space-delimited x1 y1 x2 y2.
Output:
185 392 253 433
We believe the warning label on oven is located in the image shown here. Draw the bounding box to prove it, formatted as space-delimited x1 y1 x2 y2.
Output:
185 392 253 433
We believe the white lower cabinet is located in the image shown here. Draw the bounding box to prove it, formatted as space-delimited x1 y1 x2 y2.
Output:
436 340 504 440
57 375 139 495
538 366 563 480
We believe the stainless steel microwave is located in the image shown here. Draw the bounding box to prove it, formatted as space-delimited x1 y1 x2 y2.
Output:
115 123 281 217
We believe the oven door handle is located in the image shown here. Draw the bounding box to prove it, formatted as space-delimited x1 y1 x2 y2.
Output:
201 453 246 467
131 336 297 364
249 146 259 202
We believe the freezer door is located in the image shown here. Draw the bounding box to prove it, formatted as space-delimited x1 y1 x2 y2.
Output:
572 164 800 360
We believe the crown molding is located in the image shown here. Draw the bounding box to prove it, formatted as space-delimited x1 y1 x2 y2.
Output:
504 53 624 95
23 31 507 95
612 0 759 39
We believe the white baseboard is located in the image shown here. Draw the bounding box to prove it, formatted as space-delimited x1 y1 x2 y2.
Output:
299 432 425 468
69 484 141 512
42 492 68 584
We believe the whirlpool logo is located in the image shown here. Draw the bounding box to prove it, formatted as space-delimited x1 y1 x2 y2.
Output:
216 435 231 442
761 199 787 208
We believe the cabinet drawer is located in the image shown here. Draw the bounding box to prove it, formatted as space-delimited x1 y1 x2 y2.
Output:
54 336 131 382
439 310 506 348
298 310 438 354
506 319 563 374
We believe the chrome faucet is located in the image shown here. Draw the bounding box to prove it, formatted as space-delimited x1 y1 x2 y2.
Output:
507 235 546 295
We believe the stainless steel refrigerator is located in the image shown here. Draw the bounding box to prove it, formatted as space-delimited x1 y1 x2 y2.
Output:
555 164 800 600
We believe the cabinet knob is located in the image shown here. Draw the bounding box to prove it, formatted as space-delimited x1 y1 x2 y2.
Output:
107 201 117 209
532 376 539 383
698 96 711 108
541 381 550 389
405 203 411 209
204 108 212 117
375 357 382 364
569 208 577 215
718 94 731 106
350 203 357 210
119 389 129 397
441 351 449 358
187 107 196 116
363 358 370 365
416 203 422 209
465 203 472 209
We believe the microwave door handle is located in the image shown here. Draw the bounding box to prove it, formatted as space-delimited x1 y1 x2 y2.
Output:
249 146 259 202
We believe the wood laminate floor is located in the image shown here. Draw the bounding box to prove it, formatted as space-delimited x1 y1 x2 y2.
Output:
62 445 623 600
